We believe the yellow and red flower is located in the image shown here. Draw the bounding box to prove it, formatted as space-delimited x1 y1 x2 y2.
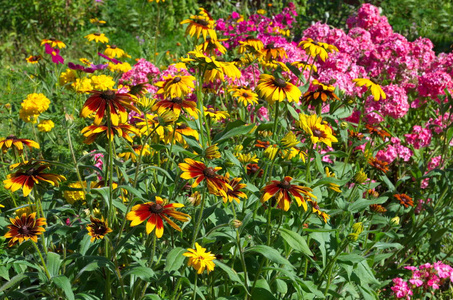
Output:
80 89 140 126
4 213 46 247
394 194 414 208
261 176 315 211
26 55 42 64
179 158 232 197
0 135 39 154
126 197 190 238
81 123 139 144
3 161 66 197
86 216 113 242
153 97 199 118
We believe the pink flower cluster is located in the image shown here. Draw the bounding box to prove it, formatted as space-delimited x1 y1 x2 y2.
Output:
90 150 104 180
376 137 412 163
364 84 409 124
404 125 432 149
392 262 453 299
120 58 161 94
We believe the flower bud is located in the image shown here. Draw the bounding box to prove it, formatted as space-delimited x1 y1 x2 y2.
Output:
340 122 348 129
354 169 368 184
390 216 400 226
232 219 242 228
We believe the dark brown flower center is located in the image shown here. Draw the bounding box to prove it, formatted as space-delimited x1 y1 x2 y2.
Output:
242 92 249 98
7 135 17 139
26 168 37 176
203 167 216 178
18 225 32 235
266 43 275 49
177 123 188 129
171 97 183 104
278 180 291 190
100 90 116 100
173 76 182 83
110 45 117 49
93 223 106 235
312 128 324 137
207 108 215 113
196 19 209 26
274 78 287 88
94 33 101 36
149 203 164 214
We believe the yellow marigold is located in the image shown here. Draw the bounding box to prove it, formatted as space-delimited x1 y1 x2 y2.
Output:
108 62 132 73
37 120 55 132
72 78 93 94
59 69 77 87
19 93 51 123
64 182 87 204
90 75 116 91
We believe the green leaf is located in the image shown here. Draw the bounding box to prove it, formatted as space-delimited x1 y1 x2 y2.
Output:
0 266 9 281
213 120 255 144
52 275 75 300
122 266 155 281
337 254 365 264
372 242 403 250
348 197 387 213
46 252 62 277
251 279 276 300
164 247 187 272
215 261 248 292
280 228 313 256
245 245 293 267
0 273 27 293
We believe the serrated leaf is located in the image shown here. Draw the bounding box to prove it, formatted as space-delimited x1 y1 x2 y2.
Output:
280 228 313 256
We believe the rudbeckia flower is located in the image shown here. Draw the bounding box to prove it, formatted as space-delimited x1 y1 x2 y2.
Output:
41 38 66 49
238 37 264 53
310 201 330 223
260 43 287 61
196 37 227 55
204 106 229 121
179 158 232 197
4 213 46 247
298 38 338 62
86 216 113 242
155 75 196 98
352 78 386 101
256 74 301 104
81 123 139 144
230 87 258 106
180 8 217 41
104 45 130 59
0 135 39 154
223 174 247 204
118 144 152 162
25 55 42 64
126 197 190 238
203 60 241 82
183 242 216 274
368 157 389 173
302 79 339 105
80 89 140 126
153 97 199 118
261 176 315 211
85 33 109 44
165 123 199 146
394 194 414 208
3 161 66 197
297 113 338 147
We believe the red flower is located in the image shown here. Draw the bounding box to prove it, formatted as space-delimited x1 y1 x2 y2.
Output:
261 176 315 211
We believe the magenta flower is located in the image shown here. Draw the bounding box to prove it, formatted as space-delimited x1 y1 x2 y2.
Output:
45 44 64 64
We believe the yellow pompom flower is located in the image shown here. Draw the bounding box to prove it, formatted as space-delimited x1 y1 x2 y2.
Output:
90 75 116 91
19 93 51 123
37 120 55 132
59 69 77 87
108 62 132 73
72 78 94 94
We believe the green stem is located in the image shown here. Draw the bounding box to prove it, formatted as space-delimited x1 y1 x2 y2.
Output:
192 273 198 300
32 241 51 280
191 187 208 247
